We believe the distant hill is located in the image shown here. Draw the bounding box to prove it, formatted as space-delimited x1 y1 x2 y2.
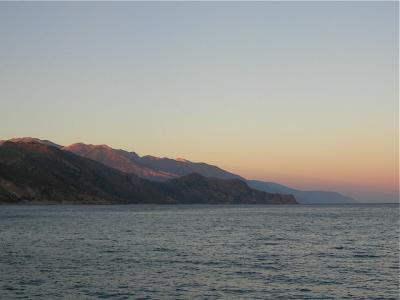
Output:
247 180 356 204
0 137 356 204
0 141 296 205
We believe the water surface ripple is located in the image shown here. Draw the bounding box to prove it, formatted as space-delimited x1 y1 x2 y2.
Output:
0 204 398 299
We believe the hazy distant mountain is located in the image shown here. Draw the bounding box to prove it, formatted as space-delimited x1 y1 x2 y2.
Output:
0 141 296 205
247 180 356 204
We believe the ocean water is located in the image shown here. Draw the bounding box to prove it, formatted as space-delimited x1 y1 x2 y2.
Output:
0 204 398 300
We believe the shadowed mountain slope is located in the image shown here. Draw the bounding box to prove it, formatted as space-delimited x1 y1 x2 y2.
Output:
158 173 296 204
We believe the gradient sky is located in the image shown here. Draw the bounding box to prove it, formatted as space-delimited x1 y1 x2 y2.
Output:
0 2 398 202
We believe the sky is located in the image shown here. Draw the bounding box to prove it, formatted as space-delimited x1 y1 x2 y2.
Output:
0 2 398 202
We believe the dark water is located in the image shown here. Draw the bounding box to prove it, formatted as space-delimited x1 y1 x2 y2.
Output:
0 204 398 299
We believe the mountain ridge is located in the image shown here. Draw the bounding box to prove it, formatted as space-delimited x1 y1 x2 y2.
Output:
0 141 296 205
63 143 175 181
0 137 356 204
0 137 62 149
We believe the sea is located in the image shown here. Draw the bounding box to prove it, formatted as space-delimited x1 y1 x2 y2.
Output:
0 204 398 299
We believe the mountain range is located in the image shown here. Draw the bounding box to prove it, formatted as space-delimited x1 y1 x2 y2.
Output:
0 137 356 204
63 143 240 181
0 140 296 205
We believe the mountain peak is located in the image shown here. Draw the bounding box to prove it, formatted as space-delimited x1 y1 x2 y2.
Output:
176 157 190 162
66 143 111 149
0 137 62 149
